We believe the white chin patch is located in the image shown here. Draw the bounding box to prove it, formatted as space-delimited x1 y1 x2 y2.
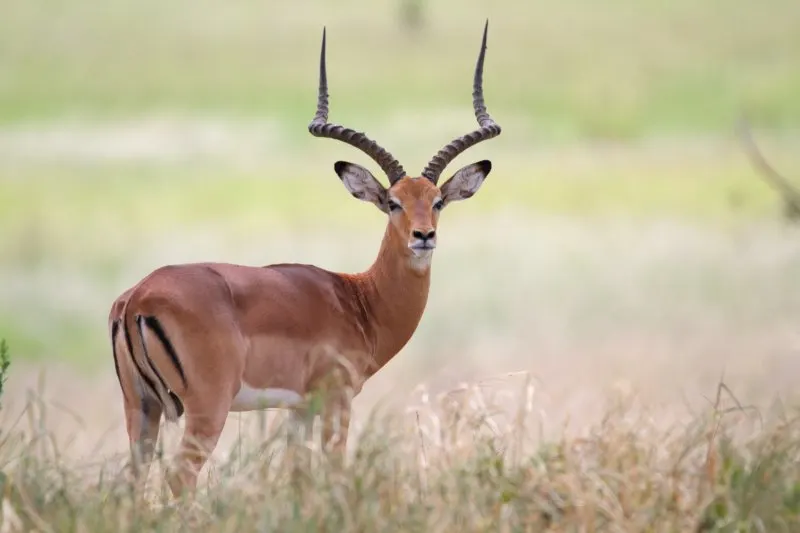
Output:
230 383 304 412
409 249 434 269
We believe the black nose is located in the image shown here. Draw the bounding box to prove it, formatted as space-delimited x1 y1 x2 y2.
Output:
412 229 436 241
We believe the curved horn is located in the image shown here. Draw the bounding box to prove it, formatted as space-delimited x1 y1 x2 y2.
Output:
308 27 407 185
421 19 502 185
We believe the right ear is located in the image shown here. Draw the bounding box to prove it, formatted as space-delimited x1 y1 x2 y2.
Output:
334 161 388 213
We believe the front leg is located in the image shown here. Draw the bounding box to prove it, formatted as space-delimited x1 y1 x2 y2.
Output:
322 395 352 458
308 349 364 461
287 407 316 446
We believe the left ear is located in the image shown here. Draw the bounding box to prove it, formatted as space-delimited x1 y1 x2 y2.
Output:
439 160 492 206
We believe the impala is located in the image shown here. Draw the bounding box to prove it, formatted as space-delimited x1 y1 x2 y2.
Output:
108 21 501 497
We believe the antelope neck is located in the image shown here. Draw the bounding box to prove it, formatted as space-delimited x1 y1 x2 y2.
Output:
356 224 432 364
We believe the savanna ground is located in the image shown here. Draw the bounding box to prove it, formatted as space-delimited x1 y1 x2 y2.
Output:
1 0 800 530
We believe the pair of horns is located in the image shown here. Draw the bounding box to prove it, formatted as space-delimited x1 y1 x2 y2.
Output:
308 20 502 185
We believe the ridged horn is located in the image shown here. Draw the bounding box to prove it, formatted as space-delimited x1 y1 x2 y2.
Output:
420 19 502 184
308 27 407 185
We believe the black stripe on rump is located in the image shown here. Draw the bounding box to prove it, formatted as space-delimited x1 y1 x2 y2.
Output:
110 320 128 403
123 316 161 403
169 391 185 418
136 316 173 395
141 315 187 389
136 316 185 419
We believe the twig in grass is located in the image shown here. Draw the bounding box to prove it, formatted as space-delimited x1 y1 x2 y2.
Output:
738 115 800 221
415 410 428 495
700 373 764 498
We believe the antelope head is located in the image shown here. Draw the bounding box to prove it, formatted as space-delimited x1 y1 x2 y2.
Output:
308 21 502 270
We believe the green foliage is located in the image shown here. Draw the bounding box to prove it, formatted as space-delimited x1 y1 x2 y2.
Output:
1 0 799 136
0 339 9 409
698 425 800 531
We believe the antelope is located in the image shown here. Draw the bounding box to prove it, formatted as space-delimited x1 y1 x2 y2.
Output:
108 21 502 497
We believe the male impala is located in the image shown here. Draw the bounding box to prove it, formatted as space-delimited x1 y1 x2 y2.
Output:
109 21 501 497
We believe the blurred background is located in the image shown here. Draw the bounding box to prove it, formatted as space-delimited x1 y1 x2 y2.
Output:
1 0 800 452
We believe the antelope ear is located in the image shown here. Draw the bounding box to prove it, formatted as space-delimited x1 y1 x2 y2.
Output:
334 161 388 213
439 160 492 206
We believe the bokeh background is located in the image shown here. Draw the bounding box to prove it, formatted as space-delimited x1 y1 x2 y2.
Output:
2 0 800 456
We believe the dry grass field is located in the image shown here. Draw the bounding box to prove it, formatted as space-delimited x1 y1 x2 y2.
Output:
2 0 800 530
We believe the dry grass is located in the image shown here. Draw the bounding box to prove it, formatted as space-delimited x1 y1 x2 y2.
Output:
1 371 800 532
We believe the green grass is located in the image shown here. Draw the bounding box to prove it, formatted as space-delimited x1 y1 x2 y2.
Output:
2 141 800 367
0 340 9 409
1 143 796 240
1 0 799 138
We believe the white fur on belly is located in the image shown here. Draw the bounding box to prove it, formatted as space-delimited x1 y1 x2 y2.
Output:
230 383 304 412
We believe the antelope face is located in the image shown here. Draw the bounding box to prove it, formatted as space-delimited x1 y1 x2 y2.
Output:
388 176 442 258
334 160 492 265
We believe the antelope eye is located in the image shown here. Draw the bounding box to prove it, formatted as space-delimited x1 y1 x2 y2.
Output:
433 199 444 210
387 200 402 212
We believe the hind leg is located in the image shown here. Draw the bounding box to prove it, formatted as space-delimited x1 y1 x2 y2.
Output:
133 298 245 498
124 393 163 488
165 404 229 498
112 317 163 488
